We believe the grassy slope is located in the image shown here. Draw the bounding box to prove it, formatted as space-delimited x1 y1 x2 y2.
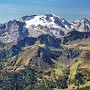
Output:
57 38 90 90
1 38 90 90
62 38 90 50
3 43 41 71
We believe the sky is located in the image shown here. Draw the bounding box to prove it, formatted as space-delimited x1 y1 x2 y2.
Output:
0 0 90 23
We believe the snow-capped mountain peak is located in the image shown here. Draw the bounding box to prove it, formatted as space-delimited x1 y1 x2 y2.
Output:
81 17 90 24
21 14 71 38
72 17 90 32
0 14 90 43
22 14 68 27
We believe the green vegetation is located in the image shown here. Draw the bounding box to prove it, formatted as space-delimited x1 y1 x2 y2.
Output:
75 72 85 86
78 86 90 90
0 38 90 90
56 75 68 89
0 68 38 90
0 69 68 90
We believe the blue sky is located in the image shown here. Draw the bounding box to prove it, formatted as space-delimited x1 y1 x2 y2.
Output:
0 0 90 22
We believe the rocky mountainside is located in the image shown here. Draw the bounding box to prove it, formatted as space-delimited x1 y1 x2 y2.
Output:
0 14 90 70
0 14 90 43
0 14 90 90
0 20 28 43
72 17 90 32
62 30 90 44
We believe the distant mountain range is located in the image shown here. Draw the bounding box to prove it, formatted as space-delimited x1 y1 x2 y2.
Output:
0 14 90 43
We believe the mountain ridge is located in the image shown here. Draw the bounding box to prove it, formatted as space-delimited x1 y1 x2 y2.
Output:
0 14 90 43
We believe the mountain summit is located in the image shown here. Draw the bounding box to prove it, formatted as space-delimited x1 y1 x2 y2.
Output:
72 17 90 32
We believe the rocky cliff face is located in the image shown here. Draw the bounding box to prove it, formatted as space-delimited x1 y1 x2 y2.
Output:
0 20 28 43
38 34 61 48
62 30 90 44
